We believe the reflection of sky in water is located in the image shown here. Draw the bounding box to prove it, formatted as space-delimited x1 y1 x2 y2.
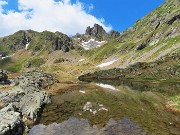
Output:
39 81 180 134
96 83 119 91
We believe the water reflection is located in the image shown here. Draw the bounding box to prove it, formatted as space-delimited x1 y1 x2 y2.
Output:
96 83 118 91
95 80 180 96
39 81 180 135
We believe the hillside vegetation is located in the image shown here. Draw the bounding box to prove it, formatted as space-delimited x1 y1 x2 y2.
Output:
0 0 179 82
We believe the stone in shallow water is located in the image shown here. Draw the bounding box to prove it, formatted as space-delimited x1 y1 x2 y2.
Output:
29 117 149 135
29 118 99 135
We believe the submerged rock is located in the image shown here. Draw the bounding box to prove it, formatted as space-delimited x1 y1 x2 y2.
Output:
29 118 99 135
29 117 149 135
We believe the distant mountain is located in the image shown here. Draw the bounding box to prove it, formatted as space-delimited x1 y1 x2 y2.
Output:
0 30 74 54
0 0 179 81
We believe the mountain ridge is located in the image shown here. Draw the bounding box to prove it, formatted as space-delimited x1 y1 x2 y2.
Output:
0 0 179 81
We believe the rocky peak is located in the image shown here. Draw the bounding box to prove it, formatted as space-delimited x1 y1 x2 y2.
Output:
85 24 107 40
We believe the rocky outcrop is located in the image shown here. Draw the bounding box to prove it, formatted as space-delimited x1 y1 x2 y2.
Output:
0 70 57 134
16 70 57 88
85 24 107 40
0 69 8 83
167 14 180 25
0 104 24 135
52 35 74 52
29 117 149 135
0 86 50 121
108 30 120 39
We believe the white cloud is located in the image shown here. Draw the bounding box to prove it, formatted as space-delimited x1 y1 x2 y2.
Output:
0 0 112 37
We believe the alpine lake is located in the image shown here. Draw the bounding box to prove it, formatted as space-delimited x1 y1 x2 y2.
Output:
39 80 180 135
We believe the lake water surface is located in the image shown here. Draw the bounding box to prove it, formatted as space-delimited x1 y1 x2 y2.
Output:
39 80 180 135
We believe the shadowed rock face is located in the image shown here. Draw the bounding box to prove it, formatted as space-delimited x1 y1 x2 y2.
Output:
52 35 74 52
167 14 180 25
29 118 149 135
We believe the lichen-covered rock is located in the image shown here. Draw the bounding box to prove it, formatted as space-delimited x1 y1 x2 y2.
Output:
0 70 56 134
16 70 57 88
0 85 50 121
0 104 24 135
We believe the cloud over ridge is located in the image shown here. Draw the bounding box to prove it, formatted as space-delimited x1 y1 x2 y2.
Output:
0 0 112 37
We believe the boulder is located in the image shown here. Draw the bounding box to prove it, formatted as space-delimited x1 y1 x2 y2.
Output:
0 104 24 135
0 85 50 121
0 70 56 134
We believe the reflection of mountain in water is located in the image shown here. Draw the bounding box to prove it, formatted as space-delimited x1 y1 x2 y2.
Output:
94 80 180 96
29 117 149 135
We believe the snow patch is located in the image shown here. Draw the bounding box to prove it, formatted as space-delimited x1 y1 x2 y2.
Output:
96 83 118 91
79 59 85 62
25 36 30 50
79 90 86 94
25 43 30 50
98 107 108 111
96 59 118 68
81 38 106 50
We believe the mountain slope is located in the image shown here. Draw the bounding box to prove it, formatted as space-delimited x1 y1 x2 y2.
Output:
82 0 180 70
0 0 179 81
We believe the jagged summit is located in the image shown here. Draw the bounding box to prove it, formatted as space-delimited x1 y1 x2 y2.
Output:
85 23 107 40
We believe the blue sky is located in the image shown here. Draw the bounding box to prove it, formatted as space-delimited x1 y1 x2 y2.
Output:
79 0 165 32
0 0 165 37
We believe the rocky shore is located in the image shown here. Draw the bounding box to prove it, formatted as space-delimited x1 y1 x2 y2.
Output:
0 70 57 135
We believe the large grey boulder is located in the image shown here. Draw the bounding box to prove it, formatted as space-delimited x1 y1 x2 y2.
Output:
0 85 50 120
0 70 56 135
0 104 24 135
0 85 51 121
